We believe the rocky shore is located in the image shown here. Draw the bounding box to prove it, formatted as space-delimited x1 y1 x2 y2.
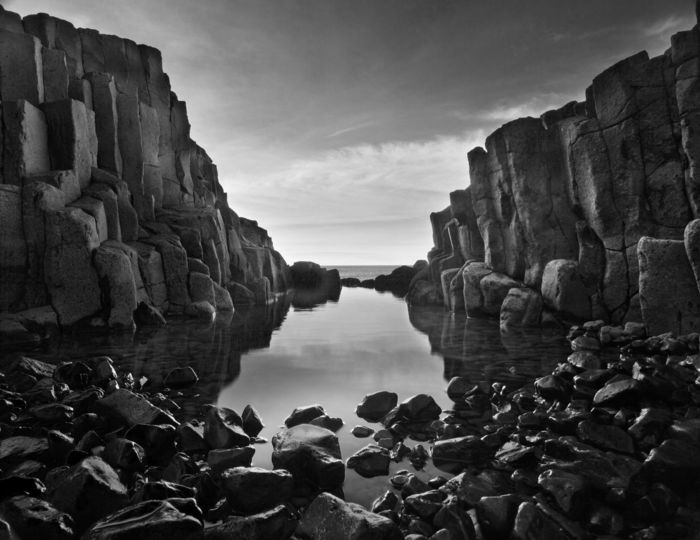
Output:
407 3 700 338
1 319 699 539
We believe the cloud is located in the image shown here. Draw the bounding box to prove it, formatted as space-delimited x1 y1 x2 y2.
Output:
452 94 572 123
643 15 687 38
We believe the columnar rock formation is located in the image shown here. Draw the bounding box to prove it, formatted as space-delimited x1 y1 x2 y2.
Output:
409 5 700 335
0 7 289 332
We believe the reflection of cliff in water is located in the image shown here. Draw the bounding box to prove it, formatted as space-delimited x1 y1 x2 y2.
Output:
29 296 293 418
407 304 570 388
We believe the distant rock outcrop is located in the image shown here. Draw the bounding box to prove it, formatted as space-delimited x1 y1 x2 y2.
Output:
0 6 290 336
409 4 700 335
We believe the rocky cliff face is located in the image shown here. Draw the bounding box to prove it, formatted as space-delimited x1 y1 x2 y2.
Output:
0 7 289 333
410 4 700 335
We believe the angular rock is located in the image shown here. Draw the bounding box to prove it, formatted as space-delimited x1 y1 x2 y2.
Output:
0 495 74 540
541 260 590 320
43 99 93 188
500 287 543 329
94 389 176 427
285 404 326 428
0 30 43 105
94 244 138 328
203 407 250 449
3 100 50 185
164 366 198 388
46 456 128 532
201 505 297 540
480 272 521 316
346 445 390 478
356 391 398 422
207 446 255 475
221 467 293 514
241 404 264 437
297 492 402 540
432 436 489 473
271 424 344 491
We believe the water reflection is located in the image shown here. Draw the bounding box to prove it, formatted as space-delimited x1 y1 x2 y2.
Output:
4 287 571 507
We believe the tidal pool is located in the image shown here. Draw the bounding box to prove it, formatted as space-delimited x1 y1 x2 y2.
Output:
12 286 571 507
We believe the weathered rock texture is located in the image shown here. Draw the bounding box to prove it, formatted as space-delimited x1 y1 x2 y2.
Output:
0 7 289 329
409 6 700 334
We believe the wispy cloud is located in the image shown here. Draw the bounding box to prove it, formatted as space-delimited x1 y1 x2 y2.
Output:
643 15 687 38
451 94 572 123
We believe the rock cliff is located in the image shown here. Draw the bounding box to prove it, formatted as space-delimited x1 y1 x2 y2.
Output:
0 7 289 334
409 3 700 335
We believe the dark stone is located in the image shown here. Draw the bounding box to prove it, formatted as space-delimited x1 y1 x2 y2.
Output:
475 494 522 540
642 438 700 490
0 475 46 499
297 492 403 540
310 414 344 432
432 436 489 473
207 447 255 476
203 407 250 449
284 404 325 428
201 505 297 540
102 438 145 471
134 480 196 502
1 495 74 540
355 391 398 422
576 420 634 454
241 404 264 437
537 469 588 518
93 389 176 427
403 490 445 520
221 466 293 514
534 375 570 402
164 366 198 388
82 499 202 539
124 423 176 462
592 378 642 407
352 425 374 438
346 445 390 478
271 424 344 492
371 491 398 514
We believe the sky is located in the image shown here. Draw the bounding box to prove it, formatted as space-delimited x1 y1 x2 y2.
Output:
6 0 697 265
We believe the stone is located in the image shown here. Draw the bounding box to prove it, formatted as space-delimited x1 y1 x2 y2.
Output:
475 494 522 540
534 375 570 402
43 99 93 189
102 438 146 471
0 30 43 105
0 495 74 540
642 438 700 489
537 469 588 517
686 219 700 294
566 351 600 370
352 425 374 438
297 492 402 540
94 244 138 328
638 237 700 335
271 424 344 491
480 272 521 316
242 404 264 437
3 100 50 185
500 287 543 329
576 420 634 454
92 169 139 242
184 300 215 318
94 389 176 427
285 404 326 427
82 499 202 539
356 391 398 422
510 502 570 540
593 378 641 407
404 490 445 521
541 260 590 320
213 282 234 311
397 394 442 423
201 505 297 540
203 407 250 449
371 491 398 514
44 207 101 325
310 414 344 432
0 436 49 463
46 456 128 532
125 423 177 462
207 447 255 475
221 467 293 514
164 366 198 388
188 271 215 305
431 436 488 473
142 235 190 308
346 445 390 478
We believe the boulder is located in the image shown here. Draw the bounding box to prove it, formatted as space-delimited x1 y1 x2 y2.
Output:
201 505 297 540
638 237 700 335
480 272 521 316
207 447 255 475
26 170 80 204
355 391 398 422
500 287 543 329
94 244 138 329
242 405 264 437
271 424 344 491
188 271 215 305
82 499 202 540
94 389 176 427
42 47 69 102
44 207 101 325
285 404 325 428
221 467 293 514
346 445 390 478
46 456 128 532
432 436 489 473
297 492 402 540
164 367 198 388
203 407 250 449
0 495 74 540
541 260 590 320
142 235 190 309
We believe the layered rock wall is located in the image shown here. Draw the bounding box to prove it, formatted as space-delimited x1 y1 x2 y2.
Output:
0 7 289 331
410 5 700 334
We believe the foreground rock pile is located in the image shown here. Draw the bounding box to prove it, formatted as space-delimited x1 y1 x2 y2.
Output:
408 2 700 336
0 5 290 341
2 320 700 538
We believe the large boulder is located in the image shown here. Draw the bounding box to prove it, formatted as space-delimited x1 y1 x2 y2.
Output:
221 467 293 514
94 244 138 329
540 259 590 320
297 492 402 540
44 207 101 325
271 424 344 492
45 456 129 532
480 272 521 316
0 495 74 540
94 389 176 427
3 100 50 185
500 287 543 329
201 505 297 540
638 237 700 335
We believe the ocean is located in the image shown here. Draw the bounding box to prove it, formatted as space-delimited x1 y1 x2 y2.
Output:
330 265 401 280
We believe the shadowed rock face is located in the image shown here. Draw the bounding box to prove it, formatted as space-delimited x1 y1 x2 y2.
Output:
0 6 291 336
410 9 700 333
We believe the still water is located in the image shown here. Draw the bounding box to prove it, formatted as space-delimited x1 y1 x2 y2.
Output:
11 285 571 507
